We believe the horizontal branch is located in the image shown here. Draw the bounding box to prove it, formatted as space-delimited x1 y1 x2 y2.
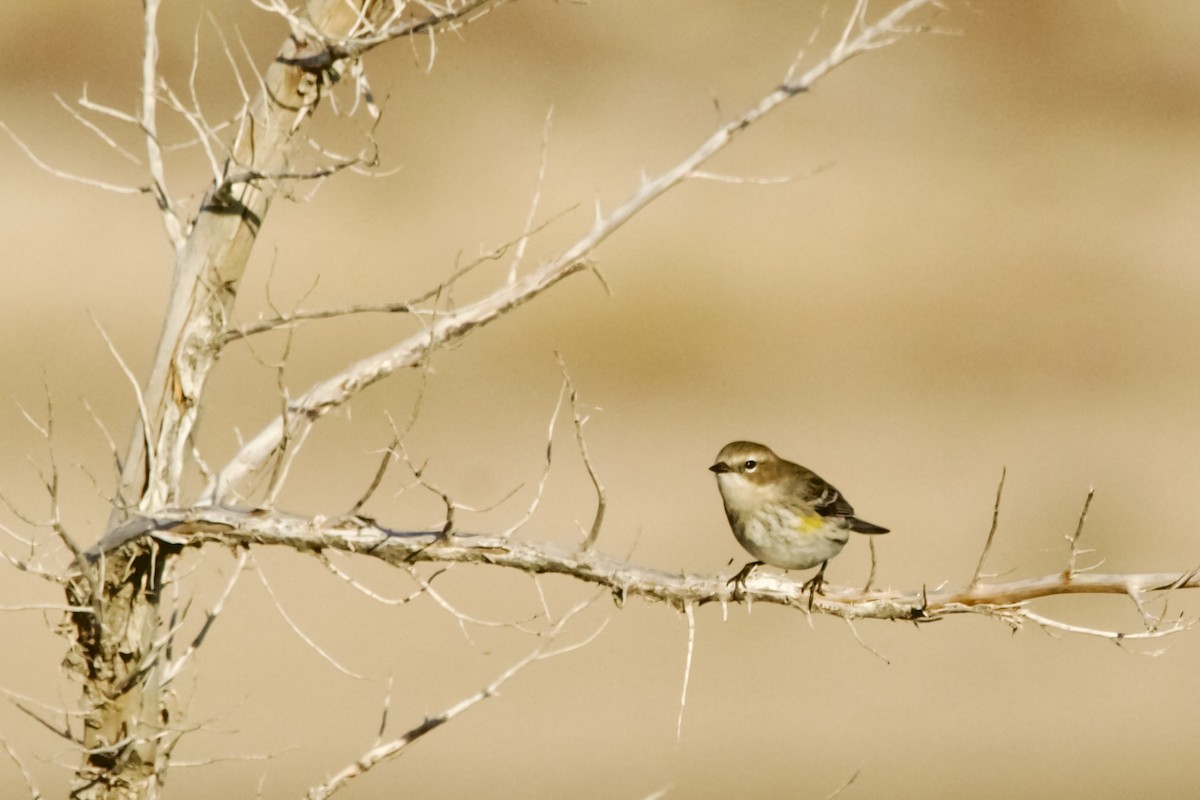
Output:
88 507 1200 632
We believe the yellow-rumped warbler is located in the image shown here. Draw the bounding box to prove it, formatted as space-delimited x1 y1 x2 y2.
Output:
710 441 888 602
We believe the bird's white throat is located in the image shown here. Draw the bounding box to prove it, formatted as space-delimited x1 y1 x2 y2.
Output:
715 472 772 513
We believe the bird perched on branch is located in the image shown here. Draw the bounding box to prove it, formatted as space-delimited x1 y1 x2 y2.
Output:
709 440 888 606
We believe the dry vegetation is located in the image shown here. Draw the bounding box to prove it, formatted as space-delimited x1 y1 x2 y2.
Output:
1 1 1197 798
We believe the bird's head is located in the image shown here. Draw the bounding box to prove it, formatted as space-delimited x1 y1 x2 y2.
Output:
709 441 786 507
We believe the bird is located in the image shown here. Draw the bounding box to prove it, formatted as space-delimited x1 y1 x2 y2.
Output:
709 440 888 605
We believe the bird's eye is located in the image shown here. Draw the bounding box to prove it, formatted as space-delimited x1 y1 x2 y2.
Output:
743 459 757 472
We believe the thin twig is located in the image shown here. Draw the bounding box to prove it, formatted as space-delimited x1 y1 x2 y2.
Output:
140 0 186 250
80 398 121 476
863 537 878 592
971 466 1006 586
216 207 575 348
250 553 371 680
316 551 433 606
349 435 399 516
507 106 554 284
496 380 567 538
10 700 79 745
404 566 539 630
162 551 249 683
690 170 799 184
1065 487 1095 579
273 0 504 69
676 602 695 742
91 315 156 513
29 379 84 562
304 598 602 800
0 604 93 613
222 301 414 345
52 93 141 165
1023 608 1191 643
824 768 863 800
0 122 144 195
556 354 606 550
0 738 42 799
843 616 889 663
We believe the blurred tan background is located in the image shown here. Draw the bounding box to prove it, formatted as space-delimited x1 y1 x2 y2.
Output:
3 1 1200 797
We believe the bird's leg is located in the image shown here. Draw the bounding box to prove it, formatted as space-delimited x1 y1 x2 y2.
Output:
727 560 764 595
800 561 829 609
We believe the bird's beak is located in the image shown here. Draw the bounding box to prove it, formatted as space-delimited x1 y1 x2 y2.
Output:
709 463 729 474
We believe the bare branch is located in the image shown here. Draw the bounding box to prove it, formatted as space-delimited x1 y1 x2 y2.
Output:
497 380 566 539
13 380 85 564
863 536 878 592
0 603 91 613
0 518 67 585
1023 609 1191 643
168 745 301 770
206 12 250 105
140 0 186 250
206 0 944 502
0 122 144 195
1065 487 1096 578
158 81 224 187
52 93 141 165
971 466 1006 586
215 207 576 348
0 738 42 799
403 565 539 631
262 387 312 510
89 506 1200 640
824 768 863 800
276 0 506 72
507 106 554 284
250 552 371 680
80 398 121 476
161 550 248 684
304 598 599 800
316 552 431 606
10 698 79 746
843 616 890 663
689 168 812 185
349 435 399 515
107 0 389 527
676 602 695 742
221 300 415 345
77 86 138 125
557 354 606 550
91 314 155 513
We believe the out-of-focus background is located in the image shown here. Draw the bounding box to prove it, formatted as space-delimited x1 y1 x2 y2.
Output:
3 1 1200 797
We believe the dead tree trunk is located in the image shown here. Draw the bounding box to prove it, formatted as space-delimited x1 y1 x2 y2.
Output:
64 3 380 796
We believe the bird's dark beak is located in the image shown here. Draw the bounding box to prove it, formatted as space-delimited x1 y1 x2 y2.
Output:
709 463 729 474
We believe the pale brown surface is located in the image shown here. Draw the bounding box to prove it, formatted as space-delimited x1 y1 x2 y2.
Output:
2 1 1200 797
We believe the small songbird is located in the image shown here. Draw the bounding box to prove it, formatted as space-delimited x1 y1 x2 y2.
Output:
709 441 888 604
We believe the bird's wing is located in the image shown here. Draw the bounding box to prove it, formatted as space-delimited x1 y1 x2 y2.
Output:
806 474 857 518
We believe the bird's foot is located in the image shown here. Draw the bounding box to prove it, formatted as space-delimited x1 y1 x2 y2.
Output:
799 562 829 610
727 561 764 596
